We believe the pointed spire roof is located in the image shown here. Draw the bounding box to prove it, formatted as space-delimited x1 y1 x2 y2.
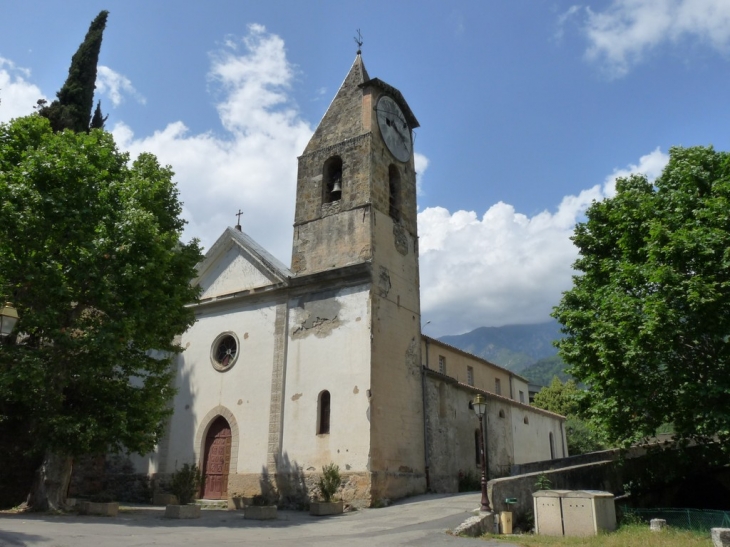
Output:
355 52 369 82
301 54 371 155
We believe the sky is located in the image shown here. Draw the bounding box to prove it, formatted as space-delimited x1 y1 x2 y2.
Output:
2 0 730 336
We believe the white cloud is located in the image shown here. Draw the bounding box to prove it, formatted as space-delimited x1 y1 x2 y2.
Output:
96 65 146 107
602 146 669 196
0 57 45 122
580 0 730 77
113 25 312 262
417 148 669 336
555 5 582 41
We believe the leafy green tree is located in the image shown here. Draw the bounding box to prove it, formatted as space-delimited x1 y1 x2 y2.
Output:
0 115 202 510
38 10 108 132
553 146 730 451
564 418 606 455
532 378 606 454
532 377 581 417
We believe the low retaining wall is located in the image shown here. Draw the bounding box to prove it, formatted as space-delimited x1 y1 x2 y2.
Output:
488 460 622 525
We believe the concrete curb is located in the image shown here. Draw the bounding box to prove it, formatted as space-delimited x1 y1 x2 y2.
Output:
712 528 730 547
452 511 494 537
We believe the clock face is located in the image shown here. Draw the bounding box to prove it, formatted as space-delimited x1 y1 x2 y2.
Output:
376 95 412 163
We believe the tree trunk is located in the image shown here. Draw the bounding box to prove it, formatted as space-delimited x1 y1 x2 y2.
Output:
27 451 73 511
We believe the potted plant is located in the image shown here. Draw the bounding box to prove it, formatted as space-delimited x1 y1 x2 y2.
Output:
310 463 344 516
244 479 278 520
164 463 202 519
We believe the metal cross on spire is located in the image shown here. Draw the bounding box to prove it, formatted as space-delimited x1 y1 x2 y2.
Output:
354 29 363 55
235 209 244 231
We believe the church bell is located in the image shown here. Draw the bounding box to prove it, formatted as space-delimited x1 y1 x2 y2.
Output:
331 180 342 197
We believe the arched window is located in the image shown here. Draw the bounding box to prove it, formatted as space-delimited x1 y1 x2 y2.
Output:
549 432 555 460
323 156 343 204
388 164 401 220
317 390 331 434
524 416 530 425
498 409 505 419
475 429 481 466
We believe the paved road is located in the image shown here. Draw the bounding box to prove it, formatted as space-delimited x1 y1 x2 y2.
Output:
0 493 521 547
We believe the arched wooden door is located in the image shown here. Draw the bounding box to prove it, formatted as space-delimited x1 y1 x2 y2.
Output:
202 417 232 499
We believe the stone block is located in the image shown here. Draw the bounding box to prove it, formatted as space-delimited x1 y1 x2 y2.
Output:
165 504 201 519
310 500 344 516
77 501 119 517
452 512 494 537
712 528 730 547
244 505 277 520
650 519 667 532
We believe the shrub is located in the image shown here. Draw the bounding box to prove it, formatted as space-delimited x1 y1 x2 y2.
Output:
169 464 201 505
89 491 114 503
534 473 552 491
318 463 342 502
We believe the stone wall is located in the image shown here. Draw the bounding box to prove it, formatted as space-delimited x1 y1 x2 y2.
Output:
488 460 621 526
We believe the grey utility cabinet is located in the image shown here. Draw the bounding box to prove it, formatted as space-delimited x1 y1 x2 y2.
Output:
533 490 616 537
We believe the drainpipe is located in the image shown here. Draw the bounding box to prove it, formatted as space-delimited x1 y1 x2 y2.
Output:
421 337 431 489
508 373 514 400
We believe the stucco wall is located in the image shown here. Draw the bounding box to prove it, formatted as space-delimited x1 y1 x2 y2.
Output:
131 295 280 479
369 209 426 501
422 338 526 402
424 372 566 494
510 404 567 465
282 284 372 474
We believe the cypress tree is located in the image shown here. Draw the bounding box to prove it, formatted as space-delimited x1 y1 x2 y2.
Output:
39 10 108 132
90 100 108 130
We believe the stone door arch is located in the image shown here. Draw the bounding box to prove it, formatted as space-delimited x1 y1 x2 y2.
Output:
195 406 239 501
202 416 231 499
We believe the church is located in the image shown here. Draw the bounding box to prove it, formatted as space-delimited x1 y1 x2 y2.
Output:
130 53 567 506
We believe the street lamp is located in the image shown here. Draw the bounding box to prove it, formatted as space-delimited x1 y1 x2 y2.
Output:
472 393 491 512
0 302 19 338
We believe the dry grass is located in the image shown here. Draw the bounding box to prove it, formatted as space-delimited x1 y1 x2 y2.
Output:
481 524 712 546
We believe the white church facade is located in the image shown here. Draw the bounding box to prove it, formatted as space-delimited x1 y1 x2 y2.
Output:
129 54 567 506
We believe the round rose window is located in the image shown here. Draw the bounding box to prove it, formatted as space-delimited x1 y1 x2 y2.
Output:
211 332 239 372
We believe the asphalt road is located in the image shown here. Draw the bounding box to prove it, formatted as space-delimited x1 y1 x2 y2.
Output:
0 492 521 547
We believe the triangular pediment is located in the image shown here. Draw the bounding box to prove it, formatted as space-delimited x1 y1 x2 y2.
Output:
195 227 291 299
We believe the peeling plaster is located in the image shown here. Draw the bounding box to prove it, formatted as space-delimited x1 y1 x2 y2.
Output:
291 290 343 339
291 393 302 401
353 386 359 394
393 223 408 256
377 267 391 298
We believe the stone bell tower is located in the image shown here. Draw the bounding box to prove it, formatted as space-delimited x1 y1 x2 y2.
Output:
291 53 419 274
291 53 426 501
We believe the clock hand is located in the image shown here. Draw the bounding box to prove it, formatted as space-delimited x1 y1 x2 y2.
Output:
392 121 409 145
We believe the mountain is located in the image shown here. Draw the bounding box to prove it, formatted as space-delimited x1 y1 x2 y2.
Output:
520 354 573 386
438 320 564 374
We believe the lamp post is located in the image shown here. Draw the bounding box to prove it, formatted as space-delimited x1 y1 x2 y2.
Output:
0 302 19 338
472 393 491 512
